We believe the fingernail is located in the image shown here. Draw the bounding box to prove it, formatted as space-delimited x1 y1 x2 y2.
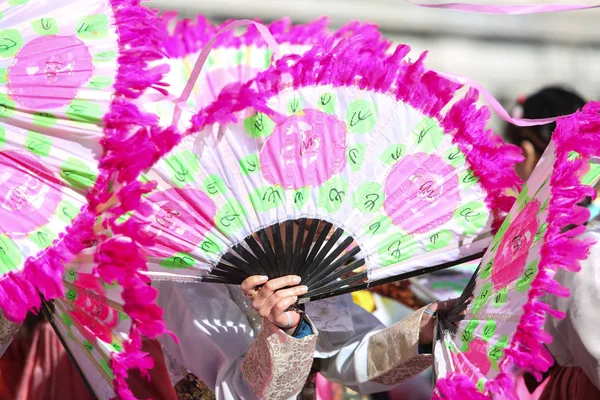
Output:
298 286 308 294
292 276 301 284
259 276 268 282
292 296 298 302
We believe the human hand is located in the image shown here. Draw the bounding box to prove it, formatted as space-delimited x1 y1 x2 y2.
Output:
419 298 463 346
241 275 308 335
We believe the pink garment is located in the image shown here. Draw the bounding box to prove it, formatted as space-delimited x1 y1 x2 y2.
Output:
316 373 333 400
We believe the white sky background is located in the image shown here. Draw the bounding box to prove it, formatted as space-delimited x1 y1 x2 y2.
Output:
148 0 600 132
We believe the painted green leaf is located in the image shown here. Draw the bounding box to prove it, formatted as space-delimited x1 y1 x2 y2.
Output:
346 100 377 134
454 201 489 236
459 169 479 190
493 287 508 307
480 259 494 280
380 144 407 165
66 99 103 123
239 154 260 176
61 157 97 190
425 230 453 251
76 14 110 40
32 18 59 35
481 319 497 342
0 125 5 149
65 289 77 301
459 320 479 351
93 51 117 63
377 233 419 267
515 260 539 292
8 0 30 4
0 68 7 84
471 281 493 313
0 29 24 58
351 182 384 213
202 174 227 197
88 76 114 90
64 269 77 283
445 145 467 168
318 176 348 213
0 94 16 118
25 130 52 156
243 112 275 138
347 144 366 172
250 185 285 212
365 215 393 236
412 117 444 152
164 150 201 187
287 96 302 115
28 226 57 249
488 335 509 371
57 201 79 223
199 234 221 255
159 253 196 269
0 235 22 274
293 187 310 209
317 92 336 115
33 112 57 128
215 199 247 236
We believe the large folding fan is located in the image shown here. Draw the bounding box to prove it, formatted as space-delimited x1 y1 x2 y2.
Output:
0 0 172 325
433 102 600 399
121 37 523 304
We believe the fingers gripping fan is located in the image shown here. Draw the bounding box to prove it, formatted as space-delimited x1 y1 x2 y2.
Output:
132 40 521 301
0 0 169 322
433 102 600 399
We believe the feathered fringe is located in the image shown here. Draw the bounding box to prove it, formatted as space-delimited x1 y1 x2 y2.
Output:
159 12 391 59
435 101 600 399
0 208 96 322
189 38 523 230
89 1 180 399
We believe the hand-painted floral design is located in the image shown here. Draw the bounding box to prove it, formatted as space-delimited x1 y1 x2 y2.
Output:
143 188 217 258
8 35 93 109
0 150 62 237
69 273 119 344
384 153 459 234
491 200 540 290
260 109 347 189
462 338 491 376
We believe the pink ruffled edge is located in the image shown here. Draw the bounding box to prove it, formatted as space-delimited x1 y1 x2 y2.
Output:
159 12 392 60
0 208 96 322
89 1 182 399
434 101 600 399
189 39 523 229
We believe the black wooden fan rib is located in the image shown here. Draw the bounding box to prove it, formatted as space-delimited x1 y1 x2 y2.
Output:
271 222 286 277
257 229 279 277
303 227 345 281
297 221 333 279
304 236 356 288
284 220 294 276
244 235 274 276
290 218 307 276
298 251 485 304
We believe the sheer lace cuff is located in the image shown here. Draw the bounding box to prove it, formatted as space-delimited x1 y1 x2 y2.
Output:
366 306 432 385
241 318 318 399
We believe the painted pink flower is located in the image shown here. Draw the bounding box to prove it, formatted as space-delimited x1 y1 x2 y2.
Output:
384 153 459 234
8 35 93 109
196 66 263 109
69 273 119 344
143 188 217 258
260 109 347 189
0 150 63 237
462 338 491 376
492 200 540 290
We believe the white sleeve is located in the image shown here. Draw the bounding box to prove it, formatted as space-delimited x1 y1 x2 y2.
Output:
155 281 318 400
313 300 432 394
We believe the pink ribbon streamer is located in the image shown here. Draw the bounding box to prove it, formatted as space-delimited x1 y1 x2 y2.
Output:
406 1 600 15
176 2 597 128
437 71 566 127
172 20 282 126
